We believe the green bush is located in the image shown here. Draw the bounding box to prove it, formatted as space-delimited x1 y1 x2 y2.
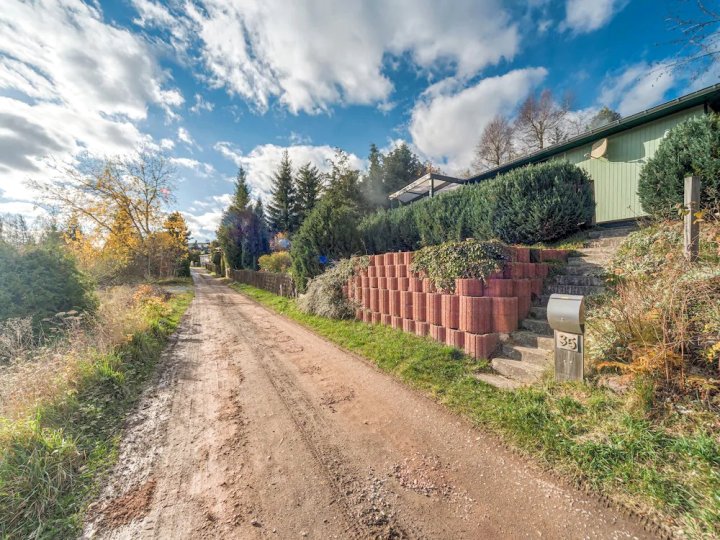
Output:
359 160 591 250
297 256 368 319
639 113 720 218
491 161 594 244
291 199 363 291
0 241 96 326
258 251 292 273
411 239 507 292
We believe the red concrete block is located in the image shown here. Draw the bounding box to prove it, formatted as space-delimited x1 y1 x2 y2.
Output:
429 324 446 343
382 314 392 325
400 291 414 319
422 278 436 293
355 308 363 320
426 293 443 325
464 333 498 359
485 279 514 297
371 312 381 324
391 315 403 329
512 279 532 298
537 263 549 278
530 278 544 297
369 277 378 288
503 262 525 279
376 265 386 278
398 277 410 291
525 263 537 278
441 294 460 329
403 319 415 334
354 276 362 287
368 265 377 278
379 289 390 315
517 247 531 263
368 255 377 266
459 296 492 334
361 276 370 288
362 287 371 308
491 297 518 333
488 269 504 280
446 329 465 349
362 309 372 323
415 321 429 337
369 288 380 312
409 278 423 292
402 318 415 334
385 265 396 278
396 264 408 278
389 290 401 316
378 277 387 290
402 251 413 265
393 252 403 265
387 277 398 290
456 278 484 297
412 292 427 322
384 253 394 265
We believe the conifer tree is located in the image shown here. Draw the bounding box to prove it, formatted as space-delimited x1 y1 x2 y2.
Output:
295 162 322 224
267 150 298 233
232 166 251 210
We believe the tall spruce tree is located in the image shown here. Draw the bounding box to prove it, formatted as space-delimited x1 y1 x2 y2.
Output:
360 143 385 209
295 162 322 224
267 150 298 233
232 166 251 210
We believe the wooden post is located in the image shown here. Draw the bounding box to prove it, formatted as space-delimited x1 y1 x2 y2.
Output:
684 176 701 262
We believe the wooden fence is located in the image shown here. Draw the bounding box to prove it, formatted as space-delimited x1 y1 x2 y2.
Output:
227 268 297 297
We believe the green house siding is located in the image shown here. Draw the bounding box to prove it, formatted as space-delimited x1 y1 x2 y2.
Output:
559 106 705 223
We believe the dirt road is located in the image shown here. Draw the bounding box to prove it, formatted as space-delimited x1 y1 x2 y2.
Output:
83 269 653 539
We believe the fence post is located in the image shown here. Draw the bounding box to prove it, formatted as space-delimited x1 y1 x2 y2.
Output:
684 176 701 262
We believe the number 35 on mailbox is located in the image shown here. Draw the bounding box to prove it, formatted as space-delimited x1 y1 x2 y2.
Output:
546 294 585 382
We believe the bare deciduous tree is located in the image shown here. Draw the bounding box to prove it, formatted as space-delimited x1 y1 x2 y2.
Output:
472 115 515 172
514 89 571 152
668 0 720 80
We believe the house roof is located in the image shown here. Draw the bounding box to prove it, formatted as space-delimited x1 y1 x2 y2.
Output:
391 83 720 204
465 83 720 185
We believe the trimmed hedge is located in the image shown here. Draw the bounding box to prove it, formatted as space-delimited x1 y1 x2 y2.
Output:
639 113 720 218
492 161 594 244
359 160 593 250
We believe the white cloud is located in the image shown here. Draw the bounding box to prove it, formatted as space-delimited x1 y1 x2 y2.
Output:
189 93 214 114
177 127 196 147
0 0 182 204
159 138 175 150
563 0 627 34
133 0 519 114
599 62 675 116
181 208 224 241
214 141 363 198
408 68 548 172
169 157 215 176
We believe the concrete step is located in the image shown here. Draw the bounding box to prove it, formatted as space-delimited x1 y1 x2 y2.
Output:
529 306 546 319
562 264 606 276
491 357 546 384
544 284 605 296
474 373 525 390
520 318 552 335
502 344 551 367
550 275 605 287
509 330 554 351
567 256 612 267
586 226 637 239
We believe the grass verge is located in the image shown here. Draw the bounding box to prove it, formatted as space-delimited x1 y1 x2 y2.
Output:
0 291 193 539
231 282 719 538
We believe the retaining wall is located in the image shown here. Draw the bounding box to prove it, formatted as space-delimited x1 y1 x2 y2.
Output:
345 247 569 359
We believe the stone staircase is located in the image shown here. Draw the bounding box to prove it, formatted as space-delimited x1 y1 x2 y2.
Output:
476 225 636 389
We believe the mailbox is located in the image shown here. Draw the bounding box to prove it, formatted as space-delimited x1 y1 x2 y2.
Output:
547 294 585 382
547 294 584 334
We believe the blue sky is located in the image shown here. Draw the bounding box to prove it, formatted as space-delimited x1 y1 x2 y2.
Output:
0 0 714 240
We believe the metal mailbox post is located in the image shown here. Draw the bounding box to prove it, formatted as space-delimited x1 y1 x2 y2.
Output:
546 294 585 382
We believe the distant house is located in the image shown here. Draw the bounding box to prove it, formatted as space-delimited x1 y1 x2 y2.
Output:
390 84 720 224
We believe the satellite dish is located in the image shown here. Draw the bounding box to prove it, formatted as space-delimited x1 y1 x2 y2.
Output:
590 138 608 159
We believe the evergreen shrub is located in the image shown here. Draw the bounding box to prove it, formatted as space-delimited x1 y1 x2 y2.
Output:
638 113 720 218
291 199 363 291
